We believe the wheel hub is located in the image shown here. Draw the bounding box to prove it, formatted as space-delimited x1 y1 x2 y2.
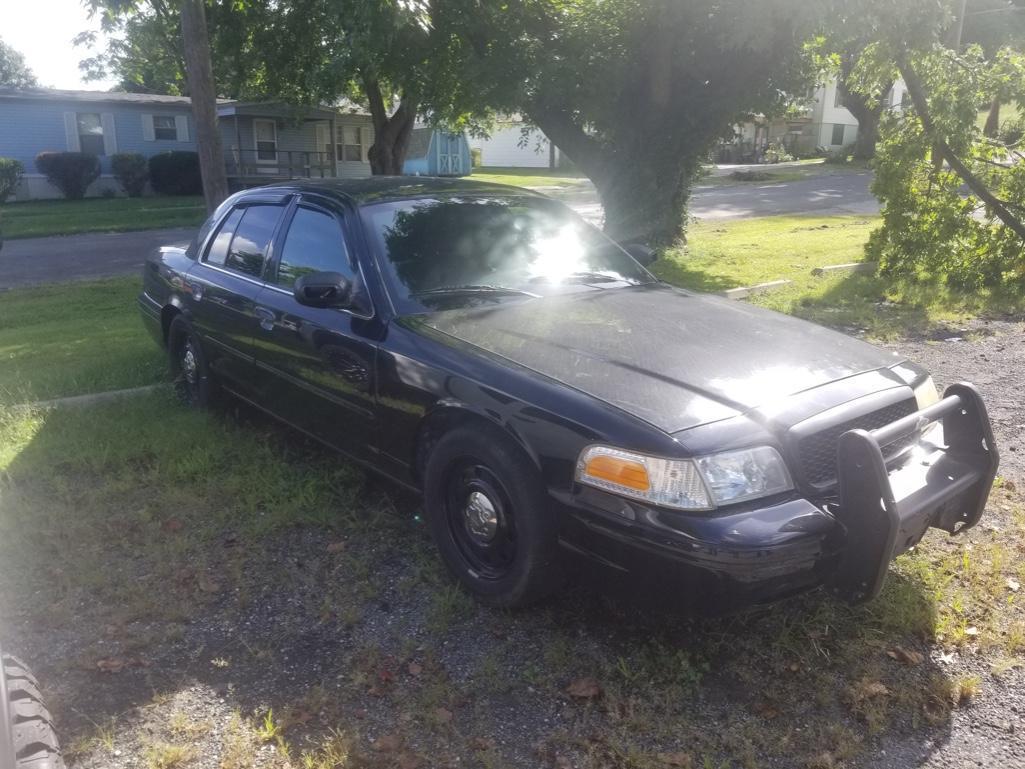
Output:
463 490 499 543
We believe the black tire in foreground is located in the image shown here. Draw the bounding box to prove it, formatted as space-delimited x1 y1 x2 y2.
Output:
1 652 65 769
424 424 563 607
167 315 217 408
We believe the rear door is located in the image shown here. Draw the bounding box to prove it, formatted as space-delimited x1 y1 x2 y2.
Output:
185 199 288 399
250 198 378 461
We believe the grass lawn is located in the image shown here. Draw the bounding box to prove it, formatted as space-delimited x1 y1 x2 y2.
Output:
470 166 588 189
0 277 164 404
695 160 870 188
1 195 206 239
658 214 1025 339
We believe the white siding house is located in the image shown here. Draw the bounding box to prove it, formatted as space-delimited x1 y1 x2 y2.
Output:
469 118 559 168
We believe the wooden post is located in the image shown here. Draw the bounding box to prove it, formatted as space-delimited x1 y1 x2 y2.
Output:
180 0 229 212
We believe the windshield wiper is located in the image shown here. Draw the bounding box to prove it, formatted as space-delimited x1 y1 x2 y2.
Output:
411 285 540 299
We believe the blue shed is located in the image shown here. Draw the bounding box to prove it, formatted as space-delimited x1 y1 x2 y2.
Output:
402 128 471 177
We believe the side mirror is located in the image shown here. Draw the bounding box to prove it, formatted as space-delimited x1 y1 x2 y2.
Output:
293 271 353 308
622 242 657 266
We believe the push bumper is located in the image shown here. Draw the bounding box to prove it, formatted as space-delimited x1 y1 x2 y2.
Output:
828 382 998 602
558 383 998 608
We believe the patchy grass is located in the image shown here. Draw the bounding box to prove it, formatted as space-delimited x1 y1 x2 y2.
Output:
0 277 164 403
0 391 1022 769
657 215 1025 339
0 195 205 239
470 166 588 189
695 160 869 188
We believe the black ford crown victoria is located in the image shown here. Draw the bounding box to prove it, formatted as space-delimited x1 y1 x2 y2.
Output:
139 178 999 609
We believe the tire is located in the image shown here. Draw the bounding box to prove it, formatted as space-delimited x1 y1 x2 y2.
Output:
2 654 65 769
167 315 217 408
423 424 563 607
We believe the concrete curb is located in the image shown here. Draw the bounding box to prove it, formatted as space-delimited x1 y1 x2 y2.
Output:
9 384 167 412
812 261 877 276
718 279 793 300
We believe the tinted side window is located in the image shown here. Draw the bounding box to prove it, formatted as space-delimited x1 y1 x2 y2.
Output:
205 208 243 266
275 206 355 288
225 205 283 278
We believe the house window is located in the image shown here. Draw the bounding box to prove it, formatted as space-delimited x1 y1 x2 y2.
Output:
77 113 105 155
254 119 277 162
831 123 846 146
338 125 364 162
154 115 177 141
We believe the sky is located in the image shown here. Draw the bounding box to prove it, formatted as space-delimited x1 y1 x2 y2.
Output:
4 0 117 90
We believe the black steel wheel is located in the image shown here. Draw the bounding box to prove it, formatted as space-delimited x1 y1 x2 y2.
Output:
168 315 216 408
424 423 563 607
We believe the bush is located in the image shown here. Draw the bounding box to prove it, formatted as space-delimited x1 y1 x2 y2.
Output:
824 145 854 165
148 151 202 195
470 147 482 168
0 158 24 203
763 140 794 164
111 152 148 197
34 152 100 200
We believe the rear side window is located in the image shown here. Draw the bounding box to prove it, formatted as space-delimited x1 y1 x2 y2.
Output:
274 206 355 288
225 205 283 278
205 208 244 266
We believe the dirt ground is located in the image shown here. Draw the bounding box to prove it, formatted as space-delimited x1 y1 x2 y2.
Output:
1 322 1023 769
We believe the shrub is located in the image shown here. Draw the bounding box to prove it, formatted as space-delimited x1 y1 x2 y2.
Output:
0 158 24 203
34 152 101 200
148 151 202 195
111 152 148 197
470 147 482 168
824 145 854 165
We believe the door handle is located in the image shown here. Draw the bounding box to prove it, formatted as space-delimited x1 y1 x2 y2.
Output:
255 306 276 332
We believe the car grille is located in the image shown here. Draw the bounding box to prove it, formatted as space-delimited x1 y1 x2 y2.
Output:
798 399 919 487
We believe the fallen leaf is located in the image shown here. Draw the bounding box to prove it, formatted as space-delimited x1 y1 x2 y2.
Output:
1007 578 1020 593
752 699 780 719
326 541 346 553
407 661 423 676
96 658 126 673
656 752 693 768
565 677 603 700
198 574 221 593
161 517 184 533
377 666 395 683
433 707 453 724
374 734 402 753
965 626 979 637
471 737 496 751
887 646 924 665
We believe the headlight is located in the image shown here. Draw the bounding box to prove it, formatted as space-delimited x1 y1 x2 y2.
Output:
912 376 940 411
575 444 793 511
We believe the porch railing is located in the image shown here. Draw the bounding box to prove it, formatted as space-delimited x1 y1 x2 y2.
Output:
224 148 335 179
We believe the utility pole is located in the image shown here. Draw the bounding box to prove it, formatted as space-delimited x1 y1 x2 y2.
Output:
951 0 969 49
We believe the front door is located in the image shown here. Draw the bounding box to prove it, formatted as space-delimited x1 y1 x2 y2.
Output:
250 199 377 461
185 201 287 399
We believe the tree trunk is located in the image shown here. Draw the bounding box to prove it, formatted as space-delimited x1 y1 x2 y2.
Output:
898 54 1025 241
983 96 1001 138
180 0 228 212
364 77 417 175
837 55 890 161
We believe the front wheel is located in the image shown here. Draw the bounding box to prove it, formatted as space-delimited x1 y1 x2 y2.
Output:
2 653 65 769
423 425 563 607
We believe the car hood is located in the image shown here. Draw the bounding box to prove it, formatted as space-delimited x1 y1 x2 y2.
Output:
413 284 903 433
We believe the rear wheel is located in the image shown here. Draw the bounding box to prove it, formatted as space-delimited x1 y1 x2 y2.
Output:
2 653 65 769
168 315 216 408
424 424 563 607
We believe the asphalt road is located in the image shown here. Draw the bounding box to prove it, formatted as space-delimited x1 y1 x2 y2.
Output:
0 172 876 289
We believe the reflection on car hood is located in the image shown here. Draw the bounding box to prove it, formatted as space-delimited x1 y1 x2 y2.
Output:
414 284 904 433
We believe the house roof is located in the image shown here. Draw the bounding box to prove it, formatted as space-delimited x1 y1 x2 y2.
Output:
0 87 200 106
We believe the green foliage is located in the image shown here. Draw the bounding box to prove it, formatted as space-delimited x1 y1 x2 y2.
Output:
148 151 202 196
111 152 149 197
867 44 1025 291
0 158 24 204
764 141 795 164
0 37 37 87
34 152 101 200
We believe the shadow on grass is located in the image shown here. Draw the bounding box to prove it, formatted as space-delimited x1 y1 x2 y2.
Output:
0 395 957 769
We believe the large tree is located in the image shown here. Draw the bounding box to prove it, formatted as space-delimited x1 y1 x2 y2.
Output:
443 0 818 245
0 39 38 88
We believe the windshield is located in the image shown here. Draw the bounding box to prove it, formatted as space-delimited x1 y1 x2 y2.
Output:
362 195 655 313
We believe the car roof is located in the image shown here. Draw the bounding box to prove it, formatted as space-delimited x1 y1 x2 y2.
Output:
238 176 543 206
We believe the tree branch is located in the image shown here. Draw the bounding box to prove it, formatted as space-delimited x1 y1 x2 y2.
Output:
526 102 606 181
897 52 1025 241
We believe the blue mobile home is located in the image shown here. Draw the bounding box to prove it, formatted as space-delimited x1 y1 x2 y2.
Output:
402 128 471 177
0 88 377 199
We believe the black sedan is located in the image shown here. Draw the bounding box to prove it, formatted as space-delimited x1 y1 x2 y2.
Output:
139 178 998 609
